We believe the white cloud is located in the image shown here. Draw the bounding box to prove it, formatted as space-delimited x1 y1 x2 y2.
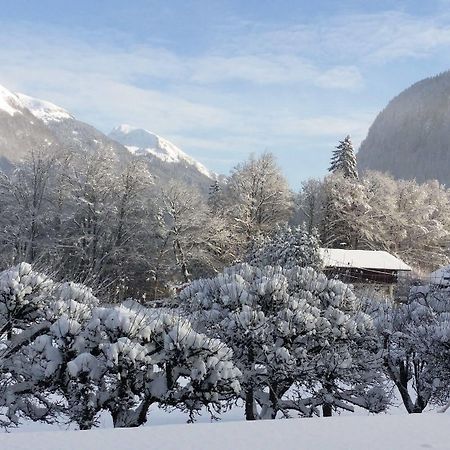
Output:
232 11 450 65
188 54 363 89
258 111 376 149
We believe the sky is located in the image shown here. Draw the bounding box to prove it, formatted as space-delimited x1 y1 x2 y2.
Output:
1 0 450 187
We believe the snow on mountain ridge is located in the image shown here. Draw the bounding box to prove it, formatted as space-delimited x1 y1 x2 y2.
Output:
16 93 73 123
110 124 214 179
0 85 23 116
0 84 72 123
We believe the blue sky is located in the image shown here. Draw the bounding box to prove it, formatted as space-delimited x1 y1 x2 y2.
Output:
1 0 450 187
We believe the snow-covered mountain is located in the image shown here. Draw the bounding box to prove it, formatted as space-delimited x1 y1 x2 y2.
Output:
109 124 214 179
0 84 129 166
0 84 215 192
16 93 73 123
358 71 450 186
0 86 57 168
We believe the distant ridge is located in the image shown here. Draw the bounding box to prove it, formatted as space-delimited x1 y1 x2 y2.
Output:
109 124 214 179
358 70 450 185
0 84 214 192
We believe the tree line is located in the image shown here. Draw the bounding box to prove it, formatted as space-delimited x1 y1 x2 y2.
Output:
0 148 293 301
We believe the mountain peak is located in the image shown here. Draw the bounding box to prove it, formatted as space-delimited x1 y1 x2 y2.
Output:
0 84 73 124
109 125 214 179
0 84 23 116
16 93 73 124
111 123 140 135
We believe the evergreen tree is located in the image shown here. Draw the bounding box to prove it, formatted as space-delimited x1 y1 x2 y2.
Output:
208 180 222 213
245 224 322 270
329 135 358 179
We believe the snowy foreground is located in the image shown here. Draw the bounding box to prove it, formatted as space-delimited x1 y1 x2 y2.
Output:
1 415 449 450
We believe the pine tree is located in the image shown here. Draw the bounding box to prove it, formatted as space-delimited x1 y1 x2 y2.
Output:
329 135 358 179
208 180 221 213
245 224 322 270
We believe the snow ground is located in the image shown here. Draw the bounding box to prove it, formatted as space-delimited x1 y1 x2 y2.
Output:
1 414 448 450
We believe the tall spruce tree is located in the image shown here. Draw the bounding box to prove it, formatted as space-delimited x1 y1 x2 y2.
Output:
329 135 358 179
208 180 222 213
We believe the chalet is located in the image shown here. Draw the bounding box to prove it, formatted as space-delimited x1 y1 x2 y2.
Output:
319 248 412 285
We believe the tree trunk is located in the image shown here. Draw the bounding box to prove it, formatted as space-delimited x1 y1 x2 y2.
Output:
322 403 333 417
268 384 278 419
245 388 256 421
174 238 190 283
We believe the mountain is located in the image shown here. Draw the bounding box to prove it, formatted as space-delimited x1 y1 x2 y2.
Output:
358 71 450 185
0 84 214 191
0 86 58 168
0 85 129 168
109 125 215 189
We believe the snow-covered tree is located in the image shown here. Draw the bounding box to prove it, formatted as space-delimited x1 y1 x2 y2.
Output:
329 135 358 179
180 263 387 420
0 263 60 426
98 158 155 299
245 224 322 270
0 147 60 266
295 171 450 271
152 181 235 295
320 172 371 249
44 303 240 429
295 178 326 234
0 264 242 429
59 148 119 284
366 275 450 413
208 180 222 214
223 153 293 245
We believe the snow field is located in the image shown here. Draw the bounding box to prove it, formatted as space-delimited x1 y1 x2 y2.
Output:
1 414 449 450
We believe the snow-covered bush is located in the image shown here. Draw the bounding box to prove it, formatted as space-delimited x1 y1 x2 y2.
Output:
0 269 98 427
0 263 56 426
0 262 54 337
180 263 386 419
0 264 241 429
368 277 450 413
58 303 241 428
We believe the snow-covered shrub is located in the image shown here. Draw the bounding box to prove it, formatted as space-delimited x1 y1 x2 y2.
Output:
1 275 97 427
57 303 241 428
0 264 241 429
0 262 54 336
369 277 450 413
180 263 386 419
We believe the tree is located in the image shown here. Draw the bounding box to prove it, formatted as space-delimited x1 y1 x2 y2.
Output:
0 263 242 429
145 180 236 300
366 275 450 414
320 173 370 249
295 178 326 234
295 170 450 269
181 263 387 420
329 135 358 179
0 147 59 266
208 180 222 214
245 224 322 270
100 159 154 299
223 153 293 246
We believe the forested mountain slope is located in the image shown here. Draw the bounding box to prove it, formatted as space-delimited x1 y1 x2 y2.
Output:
358 71 450 185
